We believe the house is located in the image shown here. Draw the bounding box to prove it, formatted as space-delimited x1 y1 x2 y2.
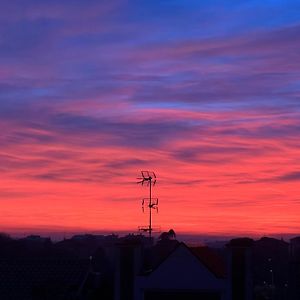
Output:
135 242 229 300
113 235 230 300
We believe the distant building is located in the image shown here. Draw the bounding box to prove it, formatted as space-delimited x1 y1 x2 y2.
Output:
289 237 300 300
250 237 289 300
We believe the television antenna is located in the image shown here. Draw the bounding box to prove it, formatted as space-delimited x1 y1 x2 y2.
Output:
137 171 158 238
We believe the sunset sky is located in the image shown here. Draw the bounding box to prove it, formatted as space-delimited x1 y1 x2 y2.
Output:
1 0 300 238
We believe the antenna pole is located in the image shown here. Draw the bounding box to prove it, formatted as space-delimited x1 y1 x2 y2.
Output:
149 178 152 238
137 171 158 238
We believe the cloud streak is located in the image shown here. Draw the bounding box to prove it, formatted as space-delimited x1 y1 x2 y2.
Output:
0 0 299 236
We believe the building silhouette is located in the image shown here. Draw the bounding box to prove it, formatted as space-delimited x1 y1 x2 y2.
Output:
0 232 298 299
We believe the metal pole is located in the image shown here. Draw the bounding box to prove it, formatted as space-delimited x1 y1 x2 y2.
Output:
149 178 152 238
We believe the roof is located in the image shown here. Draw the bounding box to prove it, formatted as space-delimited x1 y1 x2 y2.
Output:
255 237 289 246
226 237 254 247
290 236 300 243
142 242 226 278
189 245 226 278
0 259 90 299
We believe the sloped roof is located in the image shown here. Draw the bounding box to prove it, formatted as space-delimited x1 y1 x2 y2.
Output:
0 259 90 299
189 245 226 278
142 242 226 279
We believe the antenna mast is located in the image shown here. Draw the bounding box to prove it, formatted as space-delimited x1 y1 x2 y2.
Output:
137 171 158 238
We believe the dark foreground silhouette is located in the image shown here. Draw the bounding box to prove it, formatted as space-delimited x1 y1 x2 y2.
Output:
0 232 299 300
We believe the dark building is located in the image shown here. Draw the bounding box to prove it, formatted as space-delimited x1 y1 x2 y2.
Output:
0 259 91 299
226 238 253 300
289 237 300 300
0 233 298 300
252 237 289 300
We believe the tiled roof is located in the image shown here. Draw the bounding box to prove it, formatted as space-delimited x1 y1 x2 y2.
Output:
0 259 90 299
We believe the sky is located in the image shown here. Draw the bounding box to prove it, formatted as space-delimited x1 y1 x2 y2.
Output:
1 0 300 238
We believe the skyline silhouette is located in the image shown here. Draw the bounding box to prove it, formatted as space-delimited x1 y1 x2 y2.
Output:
0 232 298 299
